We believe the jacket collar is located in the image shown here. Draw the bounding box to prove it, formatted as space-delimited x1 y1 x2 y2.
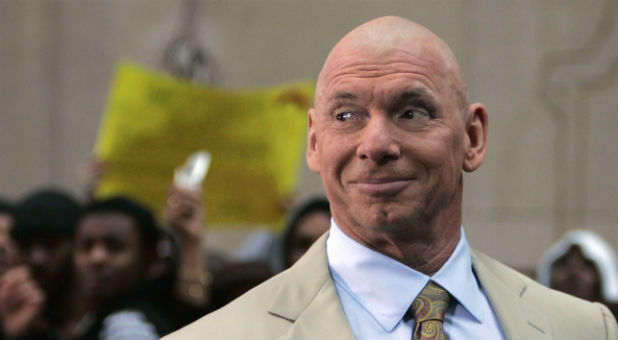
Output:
268 232 355 339
267 233 554 340
471 250 553 339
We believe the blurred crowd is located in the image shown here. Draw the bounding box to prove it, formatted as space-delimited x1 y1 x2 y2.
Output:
0 157 332 340
0 159 616 339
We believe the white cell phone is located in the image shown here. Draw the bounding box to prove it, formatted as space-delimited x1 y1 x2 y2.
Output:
174 150 211 191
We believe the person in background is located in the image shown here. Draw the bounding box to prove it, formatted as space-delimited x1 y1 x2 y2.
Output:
78 154 106 203
0 199 18 276
158 185 211 327
237 197 331 274
208 260 273 312
72 196 173 340
537 229 618 319
164 185 273 317
78 154 217 329
0 189 81 339
11 190 79 301
164 16 617 339
278 197 330 271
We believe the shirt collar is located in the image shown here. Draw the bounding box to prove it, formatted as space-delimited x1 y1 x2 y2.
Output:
326 220 484 332
432 228 484 323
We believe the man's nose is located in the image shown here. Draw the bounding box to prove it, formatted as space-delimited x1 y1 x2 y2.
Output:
356 115 400 164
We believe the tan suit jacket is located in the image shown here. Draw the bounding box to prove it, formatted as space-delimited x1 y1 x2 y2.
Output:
163 233 618 339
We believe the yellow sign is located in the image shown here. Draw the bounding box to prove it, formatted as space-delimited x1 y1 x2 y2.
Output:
95 62 313 229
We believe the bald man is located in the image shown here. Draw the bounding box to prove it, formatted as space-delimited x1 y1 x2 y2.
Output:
163 16 617 340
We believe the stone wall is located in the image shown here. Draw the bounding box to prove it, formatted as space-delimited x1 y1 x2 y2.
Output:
1 0 616 271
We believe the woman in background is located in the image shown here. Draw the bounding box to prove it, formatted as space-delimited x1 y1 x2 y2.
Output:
537 229 618 319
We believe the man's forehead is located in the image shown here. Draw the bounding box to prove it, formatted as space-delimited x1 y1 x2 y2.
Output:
315 16 467 110
318 63 443 109
325 87 435 103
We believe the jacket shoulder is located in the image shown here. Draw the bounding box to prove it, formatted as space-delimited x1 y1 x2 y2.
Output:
161 272 292 340
162 234 335 340
472 249 618 339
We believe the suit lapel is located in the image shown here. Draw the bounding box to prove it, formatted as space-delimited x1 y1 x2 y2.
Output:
471 250 553 339
268 233 355 339
266 236 551 339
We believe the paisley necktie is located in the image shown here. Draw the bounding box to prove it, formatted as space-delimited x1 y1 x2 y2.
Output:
410 281 450 340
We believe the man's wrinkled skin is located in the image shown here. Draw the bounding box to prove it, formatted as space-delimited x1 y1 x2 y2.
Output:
306 16 488 275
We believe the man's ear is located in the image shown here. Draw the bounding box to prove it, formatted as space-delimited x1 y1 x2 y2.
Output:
463 103 488 172
306 108 320 173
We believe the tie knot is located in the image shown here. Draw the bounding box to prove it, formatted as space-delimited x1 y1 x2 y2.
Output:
410 281 450 323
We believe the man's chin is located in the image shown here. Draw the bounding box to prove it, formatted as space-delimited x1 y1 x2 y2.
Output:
369 221 416 234
362 203 422 227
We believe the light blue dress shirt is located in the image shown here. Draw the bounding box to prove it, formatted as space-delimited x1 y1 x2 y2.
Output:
326 221 505 340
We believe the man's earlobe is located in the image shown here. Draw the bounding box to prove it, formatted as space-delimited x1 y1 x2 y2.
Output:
463 103 488 172
306 108 321 173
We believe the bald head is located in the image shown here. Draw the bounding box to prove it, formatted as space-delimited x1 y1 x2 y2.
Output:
305 16 489 272
316 16 468 112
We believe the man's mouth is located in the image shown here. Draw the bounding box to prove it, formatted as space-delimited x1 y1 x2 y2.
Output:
350 178 413 196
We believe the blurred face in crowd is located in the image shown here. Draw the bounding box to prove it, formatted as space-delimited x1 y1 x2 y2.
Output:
286 210 330 267
306 17 486 245
0 212 17 275
74 212 148 303
20 235 72 294
550 245 602 302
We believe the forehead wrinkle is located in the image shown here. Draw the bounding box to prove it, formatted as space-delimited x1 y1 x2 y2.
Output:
324 69 439 102
315 16 469 112
331 91 358 101
321 91 360 113
385 88 435 104
318 51 451 111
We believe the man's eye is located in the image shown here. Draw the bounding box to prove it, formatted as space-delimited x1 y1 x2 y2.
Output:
401 109 430 120
336 112 354 121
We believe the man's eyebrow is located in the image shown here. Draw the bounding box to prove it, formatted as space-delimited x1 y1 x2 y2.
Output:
328 91 358 101
390 88 435 103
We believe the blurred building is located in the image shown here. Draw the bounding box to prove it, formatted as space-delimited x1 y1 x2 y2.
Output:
0 0 616 274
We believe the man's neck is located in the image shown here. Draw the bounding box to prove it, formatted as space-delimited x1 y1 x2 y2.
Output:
336 217 461 276
393 227 460 275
